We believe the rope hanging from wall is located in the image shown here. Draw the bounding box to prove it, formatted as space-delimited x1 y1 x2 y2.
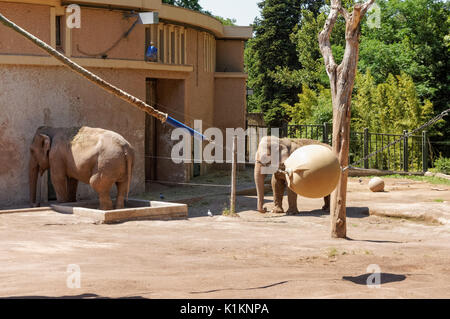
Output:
0 13 207 141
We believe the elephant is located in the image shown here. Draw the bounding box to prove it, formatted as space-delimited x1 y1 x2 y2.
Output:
29 126 135 210
254 135 330 215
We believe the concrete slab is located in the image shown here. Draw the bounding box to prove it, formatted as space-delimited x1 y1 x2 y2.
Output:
50 199 188 224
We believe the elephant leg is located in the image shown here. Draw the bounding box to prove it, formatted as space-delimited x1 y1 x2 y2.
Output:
115 181 128 209
51 171 70 203
271 174 285 214
254 162 267 213
90 173 114 210
67 177 78 203
322 195 330 211
286 188 299 215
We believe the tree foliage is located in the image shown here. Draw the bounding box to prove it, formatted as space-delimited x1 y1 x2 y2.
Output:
283 71 435 136
162 0 202 11
245 0 325 127
247 0 448 156
162 0 237 25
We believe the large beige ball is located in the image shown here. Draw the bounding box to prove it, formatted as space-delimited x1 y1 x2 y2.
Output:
369 177 385 192
284 145 340 198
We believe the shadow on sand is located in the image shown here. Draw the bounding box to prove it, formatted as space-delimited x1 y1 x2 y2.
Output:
2 293 146 299
294 206 370 219
342 273 407 286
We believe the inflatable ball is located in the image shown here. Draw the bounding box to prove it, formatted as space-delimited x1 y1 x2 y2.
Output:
283 145 341 198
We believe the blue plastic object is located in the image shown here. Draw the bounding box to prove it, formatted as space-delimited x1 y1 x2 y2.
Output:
166 116 206 141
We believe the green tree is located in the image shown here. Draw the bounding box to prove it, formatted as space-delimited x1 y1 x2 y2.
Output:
281 84 332 125
214 16 237 26
352 70 435 134
162 0 203 11
162 0 236 25
245 0 325 126
359 0 449 143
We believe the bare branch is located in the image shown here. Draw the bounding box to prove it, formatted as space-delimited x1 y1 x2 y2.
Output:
361 0 376 16
338 6 350 21
318 0 341 76
347 0 376 34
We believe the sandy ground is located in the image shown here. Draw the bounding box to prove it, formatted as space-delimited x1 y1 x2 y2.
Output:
0 177 449 299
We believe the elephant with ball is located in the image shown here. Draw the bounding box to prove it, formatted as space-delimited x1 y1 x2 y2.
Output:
29 126 134 210
254 136 330 214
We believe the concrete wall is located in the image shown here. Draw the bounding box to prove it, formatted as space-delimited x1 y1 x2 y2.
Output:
72 7 145 60
0 2 51 56
0 1 249 207
216 40 244 73
213 77 247 169
0 65 148 207
184 29 215 176
155 79 187 182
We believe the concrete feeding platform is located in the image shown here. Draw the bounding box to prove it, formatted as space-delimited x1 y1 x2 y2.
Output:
51 199 188 224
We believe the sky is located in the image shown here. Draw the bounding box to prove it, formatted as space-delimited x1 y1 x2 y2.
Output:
198 0 260 26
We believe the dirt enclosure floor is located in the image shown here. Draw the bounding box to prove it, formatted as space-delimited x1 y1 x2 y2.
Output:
0 177 449 299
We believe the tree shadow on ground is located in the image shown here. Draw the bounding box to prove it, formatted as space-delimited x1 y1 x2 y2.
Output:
342 273 407 285
2 293 146 299
345 237 402 244
295 207 370 219
190 280 290 294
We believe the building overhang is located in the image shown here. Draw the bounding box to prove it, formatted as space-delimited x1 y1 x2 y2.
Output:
1 0 253 40
214 72 248 79
0 55 193 75
62 0 161 11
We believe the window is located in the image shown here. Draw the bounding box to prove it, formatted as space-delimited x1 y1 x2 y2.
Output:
203 33 215 72
55 15 63 51
152 23 186 65
181 32 185 65
159 28 165 63
171 31 175 64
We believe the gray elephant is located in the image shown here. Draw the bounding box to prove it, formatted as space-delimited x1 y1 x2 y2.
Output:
254 135 330 214
29 126 135 210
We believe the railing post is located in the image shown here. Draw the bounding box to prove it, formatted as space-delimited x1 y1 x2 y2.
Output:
422 131 428 173
403 130 409 172
323 122 329 144
282 122 288 138
363 128 369 169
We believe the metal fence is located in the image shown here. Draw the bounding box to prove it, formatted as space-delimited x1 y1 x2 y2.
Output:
247 122 430 172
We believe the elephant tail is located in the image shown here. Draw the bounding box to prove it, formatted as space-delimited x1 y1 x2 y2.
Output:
124 146 134 201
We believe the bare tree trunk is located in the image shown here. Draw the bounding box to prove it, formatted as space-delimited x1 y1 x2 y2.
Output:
319 0 375 238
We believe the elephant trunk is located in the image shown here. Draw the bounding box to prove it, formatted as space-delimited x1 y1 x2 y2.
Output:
29 155 39 207
254 162 266 213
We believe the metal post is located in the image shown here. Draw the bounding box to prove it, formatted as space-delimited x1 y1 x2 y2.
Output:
282 122 288 138
422 131 428 173
403 130 409 172
363 128 369 169
323 122 329 144
230 136 237 214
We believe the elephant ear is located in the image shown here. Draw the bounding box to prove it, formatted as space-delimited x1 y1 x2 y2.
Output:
39 134 51 154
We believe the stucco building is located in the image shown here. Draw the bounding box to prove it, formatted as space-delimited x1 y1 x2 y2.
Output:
0 0 252 207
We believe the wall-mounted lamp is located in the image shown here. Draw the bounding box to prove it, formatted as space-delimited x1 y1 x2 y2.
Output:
137 12 159 25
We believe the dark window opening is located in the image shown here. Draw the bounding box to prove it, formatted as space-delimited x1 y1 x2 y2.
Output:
55 15 63 52
159 29 165 63
171 32 175 64
181 33 185 64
